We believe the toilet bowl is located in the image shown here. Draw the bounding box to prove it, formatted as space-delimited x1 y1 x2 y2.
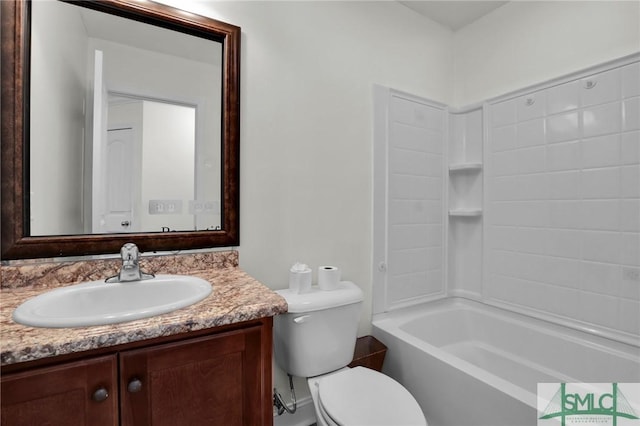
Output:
273 282 427 426
308 367 427 426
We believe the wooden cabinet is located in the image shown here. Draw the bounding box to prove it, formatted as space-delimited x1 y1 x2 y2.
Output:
120 325 268 426
1 355 118 426
1 319 273 426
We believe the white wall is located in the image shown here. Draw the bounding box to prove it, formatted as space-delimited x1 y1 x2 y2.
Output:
141 101 196 232
155 0 454 328
141 0 638 417
153 0 453 410
453 1 640 106
30 1 87 236
151 0 640 337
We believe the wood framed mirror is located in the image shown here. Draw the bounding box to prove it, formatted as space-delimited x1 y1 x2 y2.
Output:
1 0 240 260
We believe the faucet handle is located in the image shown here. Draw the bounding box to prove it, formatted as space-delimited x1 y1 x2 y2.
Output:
121 243 139 262
105 243 154 283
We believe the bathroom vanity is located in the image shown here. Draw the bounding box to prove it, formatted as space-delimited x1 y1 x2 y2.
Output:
0 1 275 421
0 253 287 426
2 321 271 425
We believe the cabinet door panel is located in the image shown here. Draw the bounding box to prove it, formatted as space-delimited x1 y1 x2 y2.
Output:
120 325 269 426
1 355 118 426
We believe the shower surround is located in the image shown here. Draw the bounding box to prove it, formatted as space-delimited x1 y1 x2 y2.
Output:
372 52 640 426
374 53 640 342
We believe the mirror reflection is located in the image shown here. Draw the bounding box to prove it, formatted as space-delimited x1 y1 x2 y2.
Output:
30 0 223 236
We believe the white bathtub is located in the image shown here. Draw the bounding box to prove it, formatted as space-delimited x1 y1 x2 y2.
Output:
372 298 640 426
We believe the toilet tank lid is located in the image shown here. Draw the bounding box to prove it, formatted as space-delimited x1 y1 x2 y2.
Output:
276 281 363 313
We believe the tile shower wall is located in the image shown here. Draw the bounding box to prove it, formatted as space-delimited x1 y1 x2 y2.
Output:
385 93 446 310
485 60 640 337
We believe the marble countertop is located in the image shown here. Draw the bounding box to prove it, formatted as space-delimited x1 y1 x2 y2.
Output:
1 267 288 366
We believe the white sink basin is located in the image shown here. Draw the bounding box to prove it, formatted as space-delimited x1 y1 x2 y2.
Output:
13 274 212 328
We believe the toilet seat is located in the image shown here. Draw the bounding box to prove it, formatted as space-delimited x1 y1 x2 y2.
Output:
315 367 427 426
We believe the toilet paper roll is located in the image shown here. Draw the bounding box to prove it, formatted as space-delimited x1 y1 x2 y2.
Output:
289 262 312 294
318 266 341 291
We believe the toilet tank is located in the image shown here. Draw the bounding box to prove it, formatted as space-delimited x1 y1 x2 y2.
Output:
274 281 363 378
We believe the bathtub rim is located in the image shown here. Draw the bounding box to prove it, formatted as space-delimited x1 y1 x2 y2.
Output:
374 296 640 349
481 296 640 348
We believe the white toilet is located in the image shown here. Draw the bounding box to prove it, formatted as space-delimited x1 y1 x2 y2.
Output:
274 281 427 426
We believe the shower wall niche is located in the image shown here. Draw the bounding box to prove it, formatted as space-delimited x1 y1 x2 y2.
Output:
447 107 483 298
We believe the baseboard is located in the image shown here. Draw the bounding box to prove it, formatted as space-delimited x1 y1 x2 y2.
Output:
273 395 316 426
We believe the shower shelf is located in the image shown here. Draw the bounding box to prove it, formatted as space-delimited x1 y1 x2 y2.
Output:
449 208 482 217
449 162 482 172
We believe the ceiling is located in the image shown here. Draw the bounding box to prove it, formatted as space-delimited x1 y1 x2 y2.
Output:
77 4 221 65
399 1 509 31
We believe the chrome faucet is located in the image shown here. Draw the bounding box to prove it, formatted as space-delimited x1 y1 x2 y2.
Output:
106 243 155 283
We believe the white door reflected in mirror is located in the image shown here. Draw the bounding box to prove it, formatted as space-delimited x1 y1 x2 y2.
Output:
103 127 135 233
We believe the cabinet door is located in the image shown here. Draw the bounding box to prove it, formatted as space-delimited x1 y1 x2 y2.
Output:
120 325 271 426
1 355 118 426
